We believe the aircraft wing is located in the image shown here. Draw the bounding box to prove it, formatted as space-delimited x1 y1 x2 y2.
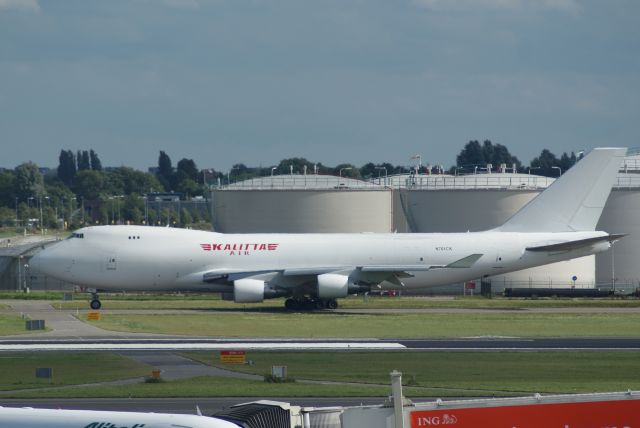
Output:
202 254 484 288
525 234 626 252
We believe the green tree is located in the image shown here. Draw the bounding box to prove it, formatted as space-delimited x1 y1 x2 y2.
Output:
180 208 193 227
121 194 144 222
0 170 15 207
530 149 561 177
57 150 76 186
14 162 44 201
176 158 199 181
456 140 485 168
90 150 102 171
75 170 106 200
275 158 314 175
77 150 91 171
157 151 174 191
333 163 360 178
360 162 394 180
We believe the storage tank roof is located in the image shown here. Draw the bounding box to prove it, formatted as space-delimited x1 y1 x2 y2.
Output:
220 174 387 190
615 152 640 188
383 172 555 190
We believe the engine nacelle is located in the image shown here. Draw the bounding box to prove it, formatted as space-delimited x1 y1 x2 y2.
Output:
233 278 265 303
317 273 352 299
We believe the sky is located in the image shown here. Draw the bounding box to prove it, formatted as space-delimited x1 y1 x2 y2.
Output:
1 0 639 171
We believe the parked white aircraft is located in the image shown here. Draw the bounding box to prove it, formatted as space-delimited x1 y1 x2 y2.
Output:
31 148 626 310
0 406 239 428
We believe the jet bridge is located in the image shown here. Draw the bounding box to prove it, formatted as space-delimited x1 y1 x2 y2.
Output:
214 372 640 428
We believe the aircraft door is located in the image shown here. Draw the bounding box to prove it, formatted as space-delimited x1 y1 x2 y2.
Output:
106 255 117 271
493 248 504 269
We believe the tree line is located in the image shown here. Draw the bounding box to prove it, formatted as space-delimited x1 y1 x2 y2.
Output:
0 142 583 231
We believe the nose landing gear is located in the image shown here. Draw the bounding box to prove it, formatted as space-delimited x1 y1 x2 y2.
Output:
89 292 101 310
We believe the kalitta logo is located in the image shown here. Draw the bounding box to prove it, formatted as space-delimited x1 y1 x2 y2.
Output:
84 423 146 428
200 243 279 256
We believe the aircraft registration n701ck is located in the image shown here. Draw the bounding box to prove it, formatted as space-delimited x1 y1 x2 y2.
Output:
31 147 627 310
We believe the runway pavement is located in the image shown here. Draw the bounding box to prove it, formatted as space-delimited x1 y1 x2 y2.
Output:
1 337 640 351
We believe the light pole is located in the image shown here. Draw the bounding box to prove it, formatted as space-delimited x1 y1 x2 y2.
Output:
39 195 43 235
15 197 18 229
143 196 148 225
411 154 422 172
552 166 562 177
339 167 352 179
375 166 387 185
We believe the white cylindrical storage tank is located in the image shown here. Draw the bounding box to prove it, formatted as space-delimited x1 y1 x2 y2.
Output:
396 172 596 290
596 153 640 292
212 174 392 233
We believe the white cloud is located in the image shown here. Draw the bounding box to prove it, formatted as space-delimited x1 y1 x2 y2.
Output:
0 0 40 13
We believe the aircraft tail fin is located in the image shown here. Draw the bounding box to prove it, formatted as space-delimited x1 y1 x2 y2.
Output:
497 147 626 232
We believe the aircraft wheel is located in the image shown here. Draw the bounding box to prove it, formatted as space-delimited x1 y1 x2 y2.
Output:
314 299 326 310
90 299 101 310
285 299 298 310
326 299 338 310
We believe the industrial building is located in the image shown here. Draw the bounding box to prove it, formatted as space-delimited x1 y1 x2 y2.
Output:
596 152 640 292
393 171 595 291
211 174 393 233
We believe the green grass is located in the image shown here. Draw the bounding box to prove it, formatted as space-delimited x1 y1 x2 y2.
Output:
50 295 640 310
0 291 70 300
0 315 39 335
5 351 638 398
0 353 151 391
82 312 640 338
183 351 640 395
0 375 427 399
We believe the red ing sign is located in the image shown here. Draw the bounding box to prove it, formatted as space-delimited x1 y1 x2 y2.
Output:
410 400 640 428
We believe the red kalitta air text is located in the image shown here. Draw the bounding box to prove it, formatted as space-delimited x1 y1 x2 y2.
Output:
200 243 279 256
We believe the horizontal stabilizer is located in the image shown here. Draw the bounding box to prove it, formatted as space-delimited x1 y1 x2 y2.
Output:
526 234 626 252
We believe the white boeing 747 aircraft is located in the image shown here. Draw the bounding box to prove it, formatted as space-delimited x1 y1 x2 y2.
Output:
31 148 626 310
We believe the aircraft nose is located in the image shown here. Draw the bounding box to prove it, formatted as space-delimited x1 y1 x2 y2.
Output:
29 250 45 275
30 245 59 277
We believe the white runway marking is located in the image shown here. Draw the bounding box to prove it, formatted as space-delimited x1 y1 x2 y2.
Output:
0 342 406 352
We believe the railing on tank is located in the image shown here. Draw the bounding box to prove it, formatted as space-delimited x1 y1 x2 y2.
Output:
220 175 386 190
387 174 555 190
613 174 640 189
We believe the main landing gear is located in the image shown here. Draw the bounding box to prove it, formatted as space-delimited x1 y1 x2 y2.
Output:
89 292 101 310
284 297 338 311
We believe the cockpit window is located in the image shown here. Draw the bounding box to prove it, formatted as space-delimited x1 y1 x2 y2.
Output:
71 232 84 239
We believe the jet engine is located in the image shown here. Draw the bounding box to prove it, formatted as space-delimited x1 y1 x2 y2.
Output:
317 273 352 299
233 278 265 303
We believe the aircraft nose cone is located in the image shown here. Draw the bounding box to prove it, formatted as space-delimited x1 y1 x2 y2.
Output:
30 245 57 277
29 251 44 274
